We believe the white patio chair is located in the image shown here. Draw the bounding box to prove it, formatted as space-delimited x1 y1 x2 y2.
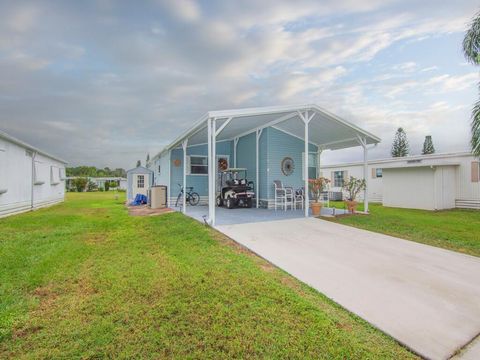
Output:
273 180 294 211
293 188 304 210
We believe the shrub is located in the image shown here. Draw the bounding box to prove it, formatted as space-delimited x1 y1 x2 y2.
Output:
342 176 366 201
72 177 88 192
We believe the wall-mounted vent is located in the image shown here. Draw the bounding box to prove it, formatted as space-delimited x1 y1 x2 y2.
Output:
406 159 422 164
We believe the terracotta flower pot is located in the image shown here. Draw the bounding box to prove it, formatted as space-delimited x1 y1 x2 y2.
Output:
345 200 358 213
310 202 323 216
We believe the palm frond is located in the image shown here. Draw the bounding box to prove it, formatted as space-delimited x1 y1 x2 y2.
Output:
463 12 480 64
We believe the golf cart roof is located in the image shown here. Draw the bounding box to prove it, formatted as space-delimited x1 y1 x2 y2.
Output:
221 168 247 172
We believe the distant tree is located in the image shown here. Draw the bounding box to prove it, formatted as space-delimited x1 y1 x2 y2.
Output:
72 177 88 192
422 135 435 155
136 160 141 167
391 127 409 157
463 13 480 156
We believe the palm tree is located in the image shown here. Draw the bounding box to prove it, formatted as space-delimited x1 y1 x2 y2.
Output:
463 13 480 156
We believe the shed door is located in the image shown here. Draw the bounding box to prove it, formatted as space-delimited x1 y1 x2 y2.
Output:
132 174 149 196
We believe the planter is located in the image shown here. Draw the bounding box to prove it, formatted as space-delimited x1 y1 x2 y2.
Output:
310 202 323 216
345 200 358 213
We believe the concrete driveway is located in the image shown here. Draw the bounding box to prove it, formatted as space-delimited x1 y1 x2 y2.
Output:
217 218 480 360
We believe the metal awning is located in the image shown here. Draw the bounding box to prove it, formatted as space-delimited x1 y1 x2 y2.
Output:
154 104 380 158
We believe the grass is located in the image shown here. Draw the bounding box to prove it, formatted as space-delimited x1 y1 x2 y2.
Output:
328 201 480 257
0 192 416 359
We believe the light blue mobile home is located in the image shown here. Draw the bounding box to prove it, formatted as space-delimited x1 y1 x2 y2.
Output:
148 104 380 226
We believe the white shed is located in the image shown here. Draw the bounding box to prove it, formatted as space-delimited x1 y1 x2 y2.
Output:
382 163 458 210
0 130 67 218
126 166 154 201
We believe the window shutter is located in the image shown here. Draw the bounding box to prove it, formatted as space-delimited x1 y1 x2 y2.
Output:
185 156 191 175
331 171 334 184
472 161 480 183
0 146 6 193
371 168 376 179
343 170 348 181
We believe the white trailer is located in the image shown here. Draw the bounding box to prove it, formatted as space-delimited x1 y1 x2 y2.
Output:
321 152 480 210
0 130 67 218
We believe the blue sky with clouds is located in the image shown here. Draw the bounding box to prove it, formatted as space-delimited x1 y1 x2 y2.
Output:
0 0 478 167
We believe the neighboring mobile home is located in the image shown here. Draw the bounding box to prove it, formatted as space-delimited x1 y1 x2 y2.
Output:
0 130 67 218
147 104 380 225
321 152 480 210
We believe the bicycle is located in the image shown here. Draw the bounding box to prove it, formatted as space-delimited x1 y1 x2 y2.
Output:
175 184 200 207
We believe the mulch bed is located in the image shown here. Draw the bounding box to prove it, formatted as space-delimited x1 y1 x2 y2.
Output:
127 205 174 217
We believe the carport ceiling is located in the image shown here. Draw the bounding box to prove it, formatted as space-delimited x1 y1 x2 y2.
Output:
166 104 380 152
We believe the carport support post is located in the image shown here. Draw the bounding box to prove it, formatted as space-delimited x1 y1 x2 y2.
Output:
304 112 309 217
299 110 315 217
207 118 214 225
233 137 239 168
255 129 262 208
182 139 188 214
358 136 369 213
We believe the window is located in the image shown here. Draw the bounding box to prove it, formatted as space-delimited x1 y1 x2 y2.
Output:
472 161 480 183
0 142 6 194
59 167 66 180
34 161 45 185
375 168 383 178
190 156 208 175
50 166 60 185
137 175 145 188
302 152 318 180
333 171 345 187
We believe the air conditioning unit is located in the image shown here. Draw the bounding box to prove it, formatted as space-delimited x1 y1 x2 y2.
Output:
150 185 167 209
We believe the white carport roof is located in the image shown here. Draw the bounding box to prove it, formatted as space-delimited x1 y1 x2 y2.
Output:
153 104 380 159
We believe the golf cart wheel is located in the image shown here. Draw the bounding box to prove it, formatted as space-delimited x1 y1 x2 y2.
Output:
246 198 253 208
216 196 223 207
226 197 235 209
189 192 200 206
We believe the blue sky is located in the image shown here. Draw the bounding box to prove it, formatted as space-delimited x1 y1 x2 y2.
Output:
0 0 478 167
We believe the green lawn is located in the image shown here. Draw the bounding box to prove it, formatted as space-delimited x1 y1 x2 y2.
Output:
0 193 415 359
328 202 480 257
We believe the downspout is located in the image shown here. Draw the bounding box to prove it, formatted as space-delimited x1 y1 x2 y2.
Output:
31 151 37 211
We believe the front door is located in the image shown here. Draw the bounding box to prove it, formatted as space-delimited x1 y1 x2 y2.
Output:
133 174 149 196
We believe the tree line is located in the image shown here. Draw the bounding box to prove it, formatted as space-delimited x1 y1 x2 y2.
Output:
66 166 126 178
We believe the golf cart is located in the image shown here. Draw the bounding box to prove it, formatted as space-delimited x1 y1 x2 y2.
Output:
216 168 255 209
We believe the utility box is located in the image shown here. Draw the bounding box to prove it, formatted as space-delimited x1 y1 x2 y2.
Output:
150 185 167 209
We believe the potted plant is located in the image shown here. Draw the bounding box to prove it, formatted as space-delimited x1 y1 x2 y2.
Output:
342 176 366 213
308 177 330 216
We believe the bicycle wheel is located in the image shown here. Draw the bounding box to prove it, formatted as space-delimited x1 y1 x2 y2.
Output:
189 192 200 206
